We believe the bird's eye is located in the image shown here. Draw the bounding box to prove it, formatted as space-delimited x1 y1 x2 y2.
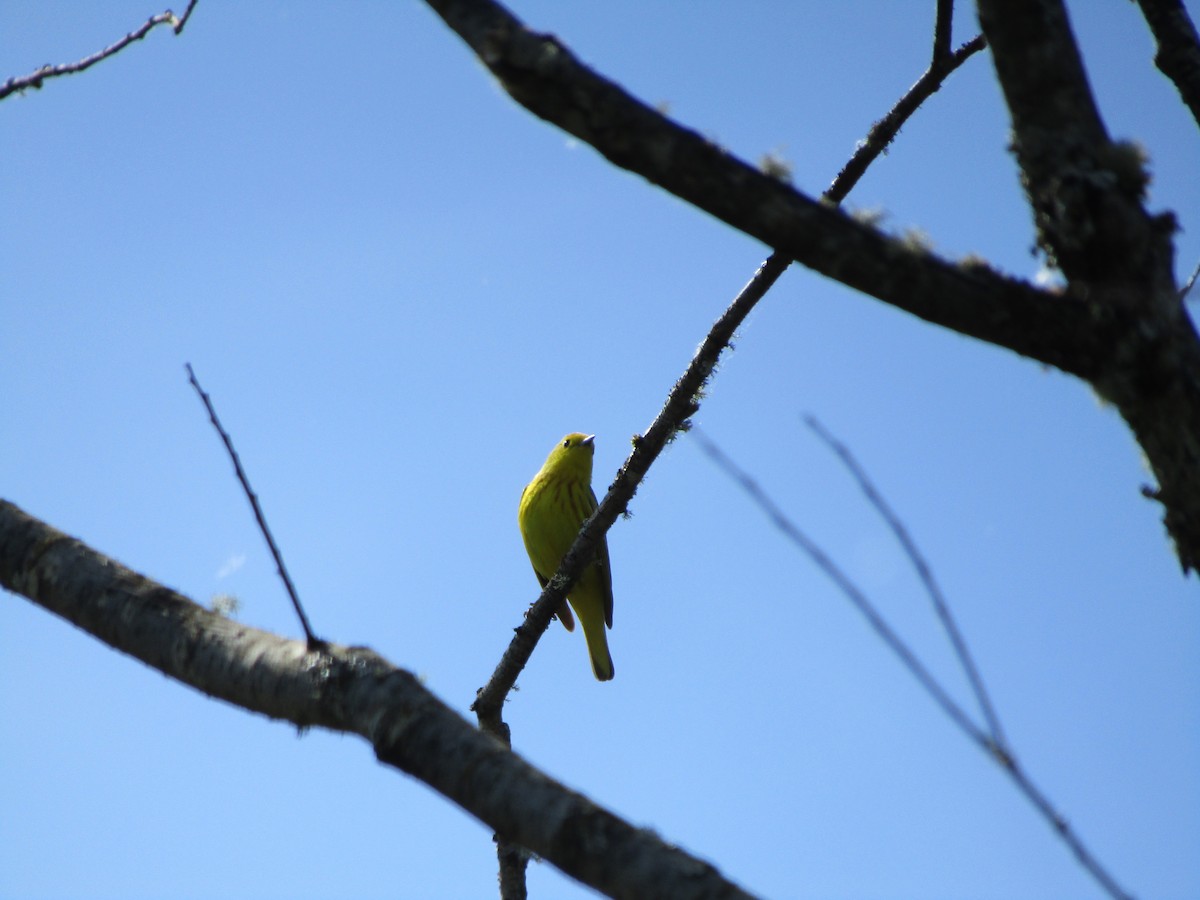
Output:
562 438 571 448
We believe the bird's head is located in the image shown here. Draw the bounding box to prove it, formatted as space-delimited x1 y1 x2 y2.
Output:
543 432 596 480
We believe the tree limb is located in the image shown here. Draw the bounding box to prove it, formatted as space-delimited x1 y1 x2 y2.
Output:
1134 0 1200 131
977 0 1172 288
0 498 757 900
976 0 1200 572
421 0 1098 376
932 0 956 63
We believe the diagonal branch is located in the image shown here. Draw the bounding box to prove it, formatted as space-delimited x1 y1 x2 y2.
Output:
186 364 322 649
474 254 790 899
828 33 986 204
473 14 994 892
472 252 791 734
0 1 200 102
690 432 1134 900
476 18 991 728
804 415 1007 747
0 498 758 900
1133 0 1200 131
422 0 1096 378
475 256 787 899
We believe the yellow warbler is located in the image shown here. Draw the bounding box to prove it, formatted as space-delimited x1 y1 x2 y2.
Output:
518 433 615 681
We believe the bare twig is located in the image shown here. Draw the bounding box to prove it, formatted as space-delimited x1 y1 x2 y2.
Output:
1 1 200 102
185 364 322 649
1180 256 1200 302
828 33 986 204
691 427 989 747
932 0 955 64
804 415 1007 747
691 428 1133 900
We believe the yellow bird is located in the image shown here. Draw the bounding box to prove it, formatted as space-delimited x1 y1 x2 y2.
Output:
518 433 615 681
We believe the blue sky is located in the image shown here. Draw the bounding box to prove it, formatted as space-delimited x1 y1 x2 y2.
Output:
2 2 1198 898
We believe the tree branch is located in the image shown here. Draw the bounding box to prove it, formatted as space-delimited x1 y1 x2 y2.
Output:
0 498 757 900
473 252 791 734
977 0 1173 288
977 0 1200 572
1134 0 1200 131
421 0 1096 377
0 1 200 102
932 0 956 63
803 415 1007 748
419 0 1200 571
828 34 987 204
474 12 994 891
690 430 1133 900
186 364 321 649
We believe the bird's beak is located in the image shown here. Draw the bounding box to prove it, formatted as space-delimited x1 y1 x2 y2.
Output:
582 434 595 446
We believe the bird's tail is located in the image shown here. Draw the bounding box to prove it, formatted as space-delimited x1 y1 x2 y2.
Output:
583 622 614 682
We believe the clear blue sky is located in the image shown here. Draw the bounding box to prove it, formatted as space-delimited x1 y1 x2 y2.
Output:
3 2 1198 898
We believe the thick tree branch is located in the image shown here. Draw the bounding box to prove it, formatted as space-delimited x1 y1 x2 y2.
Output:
0 498 757 900
977 0 1200 572
422 0 1097 377
1134 0 1200 130
977 0 1174 289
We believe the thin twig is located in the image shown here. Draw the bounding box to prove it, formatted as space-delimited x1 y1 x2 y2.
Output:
691 428 1133 900
185 364 322 649
804 414 1007 747
828 34 986 203
0 0 200 102
1180 255 1200 302
691 427 990 747
932 0 955 64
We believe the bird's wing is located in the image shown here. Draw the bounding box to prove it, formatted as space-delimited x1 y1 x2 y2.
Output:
590 487 614 628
